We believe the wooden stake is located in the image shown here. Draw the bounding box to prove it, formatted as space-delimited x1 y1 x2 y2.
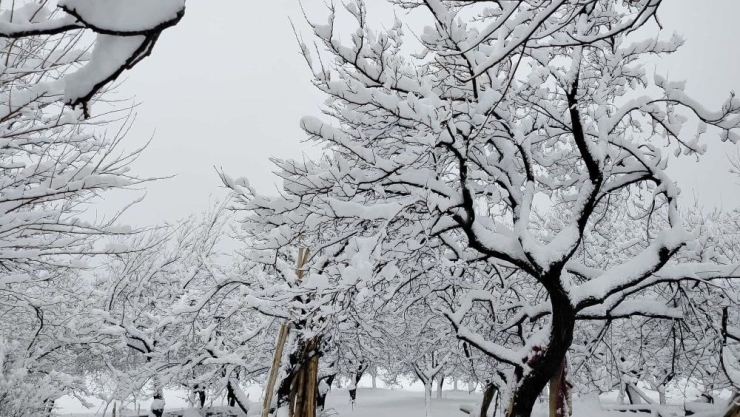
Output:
302 339 320 417
261 248 310 417
262 324 290 417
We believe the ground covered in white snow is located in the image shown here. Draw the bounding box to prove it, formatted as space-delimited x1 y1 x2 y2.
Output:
60 387 713 417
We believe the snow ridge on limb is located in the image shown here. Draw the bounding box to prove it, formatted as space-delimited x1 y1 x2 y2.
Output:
58 0 185 35
59 0 186 113
0 0 185 116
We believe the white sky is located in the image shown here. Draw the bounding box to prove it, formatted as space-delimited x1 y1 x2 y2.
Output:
97 0 740 226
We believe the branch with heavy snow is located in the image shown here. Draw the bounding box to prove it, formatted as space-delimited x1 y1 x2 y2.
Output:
0 0 185 116
577 299 682 320
571 228 691 309
441 292 526 367
58 0 184 36
574 261 740 312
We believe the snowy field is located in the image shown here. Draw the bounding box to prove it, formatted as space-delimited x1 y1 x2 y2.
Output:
58 387 707 417
58 375 729 417
56 387 557 417
316 389 664 417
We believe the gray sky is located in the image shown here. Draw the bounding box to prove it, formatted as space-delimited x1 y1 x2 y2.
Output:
100 0 740 226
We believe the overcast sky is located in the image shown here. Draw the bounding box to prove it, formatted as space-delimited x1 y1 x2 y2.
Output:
98 0 740 226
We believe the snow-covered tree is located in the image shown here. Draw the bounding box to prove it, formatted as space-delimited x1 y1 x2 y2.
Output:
0 2 185 413
94 204 272 416
225 1 740 416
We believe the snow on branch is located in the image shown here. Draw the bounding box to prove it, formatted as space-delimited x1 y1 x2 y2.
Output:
577 299 682 320
0 0 185 116
571 228 692 308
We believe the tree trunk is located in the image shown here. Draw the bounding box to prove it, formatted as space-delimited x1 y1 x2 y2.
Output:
480 383 497 417
723 392 740 417
227 380 237 407
227 376 251 416
506 289 575 417
278 336 321 417
424 380 433 417
194 384 206 409
625 384 643 405
372 372 377 389
317 374 335 411
151 383 165 417
44 398 55 417
468 379 477 394
436 372 445 399
548 359 571 417
265 249 310 417
617 382 626 405
349 362 367 405
453 378 458 391
657 384 666 406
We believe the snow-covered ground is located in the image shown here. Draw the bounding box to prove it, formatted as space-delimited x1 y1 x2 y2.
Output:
326 388 480 417
58 386 715 417
58 374 732 417
319 388 689 417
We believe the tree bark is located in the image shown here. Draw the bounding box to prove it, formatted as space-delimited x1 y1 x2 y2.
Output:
227 376 251 416
372 372 377 389
276 346 298 413
436 372 445 399
424 380 433 417
317 374 335 411
625 384 643 405
151 383 165 417
349 362 368 404
468 379 477 394
265 248 310 417
480 383 497 417
194 383 206 409
548 359 571 417
227 380 237 407
616 382 626 405
506 289 575 417
44 398 55 417
277 336 321 417
723 392 740 417
657 384 666 406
